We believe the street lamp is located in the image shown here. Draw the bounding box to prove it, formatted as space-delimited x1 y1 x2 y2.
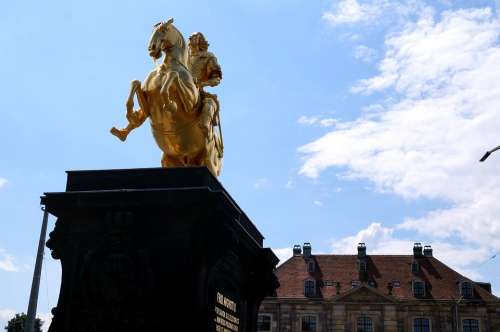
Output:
480 145 500 162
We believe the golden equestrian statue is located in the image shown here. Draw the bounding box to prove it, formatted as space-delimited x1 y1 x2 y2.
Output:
111 19 224 176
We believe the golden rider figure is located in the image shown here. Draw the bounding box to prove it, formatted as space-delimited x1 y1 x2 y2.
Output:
188 32 222 146
110 22 224 175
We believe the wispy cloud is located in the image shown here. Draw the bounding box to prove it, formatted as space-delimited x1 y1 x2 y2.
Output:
37 312 52 332
0 308 16 322
304 5 500 277
323 0 382 25
254 177 270 189
0 178 8 188
297 116 337 127
332 222 489 280
272 247 293 266
313 200 323 206
354 45 378 63
0 249 20 272
323 0 427 26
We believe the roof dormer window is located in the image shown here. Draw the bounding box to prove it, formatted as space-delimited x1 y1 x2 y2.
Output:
411 260 419 273
304 279 316 297
461 281 473 298
308 260 315 273
358 260 367 273
413 280 425 298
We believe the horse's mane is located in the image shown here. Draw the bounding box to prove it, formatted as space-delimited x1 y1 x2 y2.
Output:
169 24 188 67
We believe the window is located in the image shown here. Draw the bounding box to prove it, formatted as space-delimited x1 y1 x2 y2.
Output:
351 280 360 288
304 279 316 297
463 319 479 332
392 280 401 287
301 315 317 332
461 282 473 298
357 316 373 332
412 260 420 273
368 280 376 288
358 260 367 272
413 318 430 332
413 281 425 298
308 261 315 273
257 315 271 332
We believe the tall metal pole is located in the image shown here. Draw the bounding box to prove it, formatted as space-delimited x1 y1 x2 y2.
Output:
26 207 49 332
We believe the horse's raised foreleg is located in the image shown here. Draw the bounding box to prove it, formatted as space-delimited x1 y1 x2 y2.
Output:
160 72 179 112
110 80 149 141
161 70 199 113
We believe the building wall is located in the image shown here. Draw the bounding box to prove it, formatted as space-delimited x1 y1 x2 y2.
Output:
259 299 500 332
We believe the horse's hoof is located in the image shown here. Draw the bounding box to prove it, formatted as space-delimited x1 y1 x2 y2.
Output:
110 127 127 142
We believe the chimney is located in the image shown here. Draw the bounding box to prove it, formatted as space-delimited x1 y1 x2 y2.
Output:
357 243 367 279
423 245 433 257
357 243 366 258
303 242 312 258
413 243 423 257
293 244 302 256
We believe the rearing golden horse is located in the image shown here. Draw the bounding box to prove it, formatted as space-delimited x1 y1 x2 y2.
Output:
111 19 223 176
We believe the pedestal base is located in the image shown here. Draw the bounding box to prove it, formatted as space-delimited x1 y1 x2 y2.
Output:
42 167 279 332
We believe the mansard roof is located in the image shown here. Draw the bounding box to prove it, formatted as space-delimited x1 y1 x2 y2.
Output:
275 254 498 301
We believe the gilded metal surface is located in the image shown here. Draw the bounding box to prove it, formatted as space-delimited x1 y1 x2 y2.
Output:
111 19 223 176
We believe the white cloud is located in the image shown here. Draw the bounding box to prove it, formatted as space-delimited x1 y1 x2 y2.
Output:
323 0 382 25
361 103 385 114
303 6 500 271
332 222 412 254
332 222 490 280
298 115 319 125
254 178 270 189
313 200 323 206
37 312 52 332
273 247 293 266
319 118 337 127
354 45 378 63
297 115 337 127
0 249 20 272
323 0 427 26
0 308 16 322
352 8 499 96
0 178 8 188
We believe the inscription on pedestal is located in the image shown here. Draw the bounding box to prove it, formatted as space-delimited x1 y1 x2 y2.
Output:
214 292 239 332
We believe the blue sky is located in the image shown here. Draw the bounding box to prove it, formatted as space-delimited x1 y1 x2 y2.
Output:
1 0 500 329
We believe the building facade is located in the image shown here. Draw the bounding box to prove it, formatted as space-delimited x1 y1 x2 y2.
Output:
258 243 500 332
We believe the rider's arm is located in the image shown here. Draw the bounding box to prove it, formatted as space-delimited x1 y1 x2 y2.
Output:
202 55 222 88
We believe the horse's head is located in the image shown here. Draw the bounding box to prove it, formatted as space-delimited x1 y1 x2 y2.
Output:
148 18 178 59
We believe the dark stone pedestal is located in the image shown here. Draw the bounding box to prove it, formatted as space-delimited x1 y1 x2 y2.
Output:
41 167 279 332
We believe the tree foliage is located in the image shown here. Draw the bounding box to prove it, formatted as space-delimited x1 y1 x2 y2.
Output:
4 313 43 332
